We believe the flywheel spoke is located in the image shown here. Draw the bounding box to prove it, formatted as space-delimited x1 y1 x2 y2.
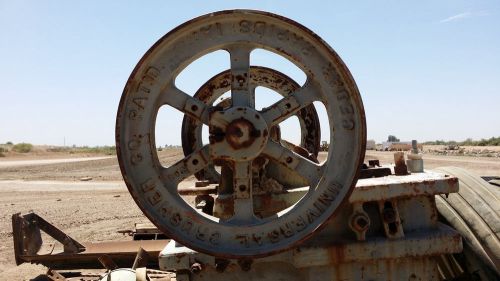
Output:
263 140 323 187
228 46 254 108
160 145 210 186
230 197 258 224
159 85 209 125
261 82 320 127
227 161 258 224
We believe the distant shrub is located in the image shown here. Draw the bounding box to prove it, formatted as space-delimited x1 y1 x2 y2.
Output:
425 137 500 146
0 147 7 153
12 143 33 153
72 146 116 155
6 141 13 145
44 145 116 155
47 147 71 152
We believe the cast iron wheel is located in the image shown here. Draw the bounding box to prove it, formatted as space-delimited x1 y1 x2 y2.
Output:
181 66 321 184
116 10 366 258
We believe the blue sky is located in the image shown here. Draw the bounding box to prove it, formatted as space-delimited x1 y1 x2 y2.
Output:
1 1 499 146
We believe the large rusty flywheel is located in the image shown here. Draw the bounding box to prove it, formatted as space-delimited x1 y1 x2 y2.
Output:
116 10 366 258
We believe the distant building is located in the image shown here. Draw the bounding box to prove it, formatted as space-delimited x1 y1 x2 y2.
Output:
382 141 423 151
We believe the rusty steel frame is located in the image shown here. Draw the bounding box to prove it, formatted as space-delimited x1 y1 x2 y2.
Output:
12 213 167 270
115 9 366 258
12 171 463 278
158 171 463 281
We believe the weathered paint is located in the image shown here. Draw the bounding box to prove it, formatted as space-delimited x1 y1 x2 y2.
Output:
115 9 366 258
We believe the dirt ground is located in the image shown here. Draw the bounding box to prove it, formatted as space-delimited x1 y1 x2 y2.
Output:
0 149 184 182
365 150 500 176
1 148 499 280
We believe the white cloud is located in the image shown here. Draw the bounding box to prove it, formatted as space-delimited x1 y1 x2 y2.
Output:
440 12 472 23
440 11 489 23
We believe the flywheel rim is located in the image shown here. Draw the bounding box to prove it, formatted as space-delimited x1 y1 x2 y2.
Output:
116 9 366 258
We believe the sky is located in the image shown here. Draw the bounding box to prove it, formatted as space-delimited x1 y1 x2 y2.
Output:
0 1 499 146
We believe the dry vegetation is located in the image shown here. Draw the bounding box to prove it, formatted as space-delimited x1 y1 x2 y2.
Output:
424 136 500 147
0 143 116 159
423 145 500 158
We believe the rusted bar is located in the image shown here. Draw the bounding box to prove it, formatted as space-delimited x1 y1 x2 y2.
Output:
47 269 67 281
29 212 85 253
98 255 119 270
393 152 409 175
132 247 150 269
12 213 85 253
18 240 167 270
178 186 217 195
12 213 167 270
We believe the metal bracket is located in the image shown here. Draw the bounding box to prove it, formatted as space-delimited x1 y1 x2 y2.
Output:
13 212 85 255
46 269 67 281
12 212 167 270
348 203 371 241
378 200 405 239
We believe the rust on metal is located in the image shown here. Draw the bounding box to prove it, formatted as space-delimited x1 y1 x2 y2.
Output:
182 66 321 183
98 255 118 270
394 151 409 175
132 247 150 269
379 200 404 239
359 166 392 178
190 262 203 274
195 180 210 187
12 212 85 258
208 126 225 144
178 185 217 195
47 269 67 281
116 9 366 258
351 171 459 203
368 159 380 167
12 213 167 270
281 140 318 163
225 118 260 149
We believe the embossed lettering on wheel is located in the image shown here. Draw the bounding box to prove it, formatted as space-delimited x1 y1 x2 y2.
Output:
116 10 366 258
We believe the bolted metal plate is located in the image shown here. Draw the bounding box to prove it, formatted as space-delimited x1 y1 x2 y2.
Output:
116 10 366 258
